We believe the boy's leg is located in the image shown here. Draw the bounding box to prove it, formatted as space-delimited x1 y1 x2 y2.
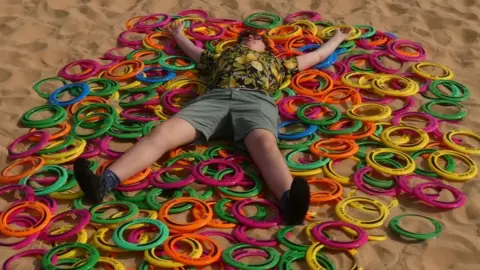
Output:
231 90 310 225
74 91 231 203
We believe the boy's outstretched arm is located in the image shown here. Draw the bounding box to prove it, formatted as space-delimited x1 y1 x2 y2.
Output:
168 21 204 63
295 26 351 71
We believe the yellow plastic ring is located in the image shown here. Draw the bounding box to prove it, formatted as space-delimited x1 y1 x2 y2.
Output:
365 148 416 175
341 72 374 89
412 61 454 80
323 157 360 185
442 130 480 155
51 226 88 259
380 126 429 152
335 197 389 229
290 167 323 177
428 150 478 181
346 103 392 121
371 75 419 97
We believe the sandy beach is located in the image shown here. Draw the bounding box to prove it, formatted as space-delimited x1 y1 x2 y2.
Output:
1 0 480 269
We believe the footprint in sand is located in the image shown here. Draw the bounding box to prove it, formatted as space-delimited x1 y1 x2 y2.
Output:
0 68 12 83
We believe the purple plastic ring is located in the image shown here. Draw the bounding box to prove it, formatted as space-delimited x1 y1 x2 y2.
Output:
148 165 195 189
231 199 282 228
192 159 244 186
39 209 91 242
392 112 439 133
413 182 466 209
353 166 399 196
8 131 50 160
58 59 101 81
284 11 322 23
311 221 368 249
232 225 278 247
135 13 171 29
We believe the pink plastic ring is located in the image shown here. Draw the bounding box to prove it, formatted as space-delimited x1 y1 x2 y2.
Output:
58 59 101 81
35 196 57 213
148 165 195 189
79 142 101 159
99 136 127 158
177 9 208 19
103 47 132 61
353 166 400 196
399 73 431 93
192 159 244 186
162 89 198 113
390 96 415 116
0 216 39 249
397 174 442 197
120 108 160 122
0 185 35 205
115 178 149 192
387 40 426 62
117 29 149 47
231 199 282 228
311 221 368 249
198 231 238 243
2 249 58 270
225 250 269 270
7 131 50 159
392 112 439 133
135 13 171 29
284 11 322 23
369 51 404 74
413 182 466 209
233 225 278 247
39 209 91 241
359 89 393 104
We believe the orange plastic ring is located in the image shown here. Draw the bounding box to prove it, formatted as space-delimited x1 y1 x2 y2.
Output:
144 32 173 50
333 121 377 140
29 122 71 141
192 201 236 229
309 138 359 159
0 157 45 184
158 198 213 232
163 234 222 267
291 70 334 97
0 201 52 237
104 60 145 81
308 177 344 203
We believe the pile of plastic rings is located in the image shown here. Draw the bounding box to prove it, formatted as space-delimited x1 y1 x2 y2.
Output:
1 9 478 270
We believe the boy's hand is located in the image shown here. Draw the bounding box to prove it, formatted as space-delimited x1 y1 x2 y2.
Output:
334 26 352 41
167 21 186 36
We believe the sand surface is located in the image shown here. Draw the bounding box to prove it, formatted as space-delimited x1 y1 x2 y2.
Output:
1 0 480 269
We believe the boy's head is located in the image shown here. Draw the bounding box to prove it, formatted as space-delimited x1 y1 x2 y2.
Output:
237 30 267 52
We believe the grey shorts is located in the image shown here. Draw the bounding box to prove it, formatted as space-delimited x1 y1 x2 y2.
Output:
172 88 279 142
